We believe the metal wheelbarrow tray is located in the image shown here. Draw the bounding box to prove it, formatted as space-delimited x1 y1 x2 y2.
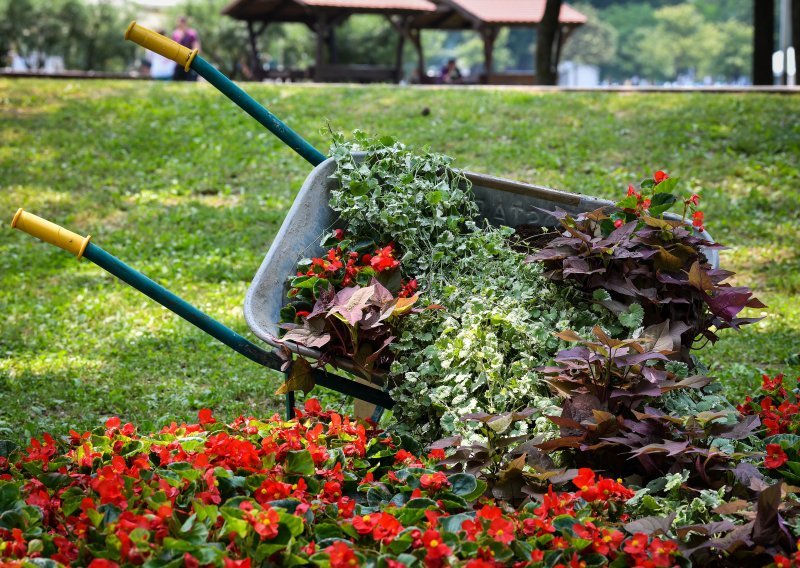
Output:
244 157 721 374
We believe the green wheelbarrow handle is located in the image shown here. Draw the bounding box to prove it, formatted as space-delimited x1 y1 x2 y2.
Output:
11 209 395 413
125 22 327 167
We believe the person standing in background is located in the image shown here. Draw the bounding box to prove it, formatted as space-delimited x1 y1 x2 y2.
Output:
149 30 176 80
171 17 200 81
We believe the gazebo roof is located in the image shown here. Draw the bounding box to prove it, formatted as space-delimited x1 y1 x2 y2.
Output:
223 0 437 22
412 0 588 29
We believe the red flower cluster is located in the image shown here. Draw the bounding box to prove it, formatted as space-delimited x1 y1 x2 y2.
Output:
572 468 635 504
367 243 401 273
737 374 800 475
774 552 800 568
765 444 789 469
623 533 681 567
287 233 417 313
738 374 800 436
420 471 450 492
623 183 652 215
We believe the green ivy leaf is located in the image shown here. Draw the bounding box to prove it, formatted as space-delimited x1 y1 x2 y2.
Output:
618 303 644 329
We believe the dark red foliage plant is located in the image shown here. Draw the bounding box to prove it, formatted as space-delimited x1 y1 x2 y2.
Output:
530 173 764 362
536 326 761 488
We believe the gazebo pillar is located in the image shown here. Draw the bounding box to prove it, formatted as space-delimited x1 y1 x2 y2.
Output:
480 26 498 84
389 16 426 83
394 28 407 81
314 14 329 81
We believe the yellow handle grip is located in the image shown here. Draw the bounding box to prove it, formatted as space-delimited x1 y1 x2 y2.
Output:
124 21 198 71
11 209 92 260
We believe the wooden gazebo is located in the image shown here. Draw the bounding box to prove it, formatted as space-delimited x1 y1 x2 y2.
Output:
222 0 438 82
222 0 587 84
410 0 587 83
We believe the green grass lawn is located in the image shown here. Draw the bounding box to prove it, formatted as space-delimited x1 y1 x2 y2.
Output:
1 79 798 443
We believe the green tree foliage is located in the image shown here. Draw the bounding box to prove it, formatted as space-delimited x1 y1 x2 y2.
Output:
333 16 398 66
561 3 618 66
0 0 134 72
593 1 752 82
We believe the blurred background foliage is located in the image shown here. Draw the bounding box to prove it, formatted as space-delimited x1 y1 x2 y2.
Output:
0 0 755 83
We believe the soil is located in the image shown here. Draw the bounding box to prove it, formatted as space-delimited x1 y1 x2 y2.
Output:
510 224 560 253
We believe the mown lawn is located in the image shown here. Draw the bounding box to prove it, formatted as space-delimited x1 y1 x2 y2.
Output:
0 79 798 442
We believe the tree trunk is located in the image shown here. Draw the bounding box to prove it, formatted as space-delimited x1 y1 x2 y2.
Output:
536 0 563 85
753 0 775 85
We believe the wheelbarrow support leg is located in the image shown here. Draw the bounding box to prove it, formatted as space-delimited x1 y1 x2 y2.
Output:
285 388 295 420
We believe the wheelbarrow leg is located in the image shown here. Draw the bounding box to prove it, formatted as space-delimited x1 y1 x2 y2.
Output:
285 382 295 420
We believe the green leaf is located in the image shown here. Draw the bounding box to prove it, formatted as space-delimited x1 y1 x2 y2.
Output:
618 303 644 329
766 434 800 451
278 510 305 537
220 506 249 538
653 176 679 194
0 441 19 458
438 512 473 533
60 486 86 517
314 522 344 540
448 473 477 497
349 180 371 196
0 482 21 513
426 190 444 205
285 450 315 476
405 497 438 509
395 509 427 526
616 195 638 209
592 289 612 303
648 192 677 216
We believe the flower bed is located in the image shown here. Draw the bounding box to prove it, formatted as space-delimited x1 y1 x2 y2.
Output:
0 402 687 567
3 399 800 567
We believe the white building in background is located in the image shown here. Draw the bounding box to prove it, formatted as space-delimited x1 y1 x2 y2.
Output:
558 61 600 87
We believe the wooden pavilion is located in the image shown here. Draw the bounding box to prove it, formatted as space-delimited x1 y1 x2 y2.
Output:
221 0 587 84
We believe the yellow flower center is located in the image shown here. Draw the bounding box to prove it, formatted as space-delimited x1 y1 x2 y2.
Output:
603 535 612 542
430 539 439 547
496 530 504 536
363 515 371 522
581 485 589 491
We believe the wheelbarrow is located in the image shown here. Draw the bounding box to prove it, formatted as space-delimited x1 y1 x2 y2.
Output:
10 24 721 420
